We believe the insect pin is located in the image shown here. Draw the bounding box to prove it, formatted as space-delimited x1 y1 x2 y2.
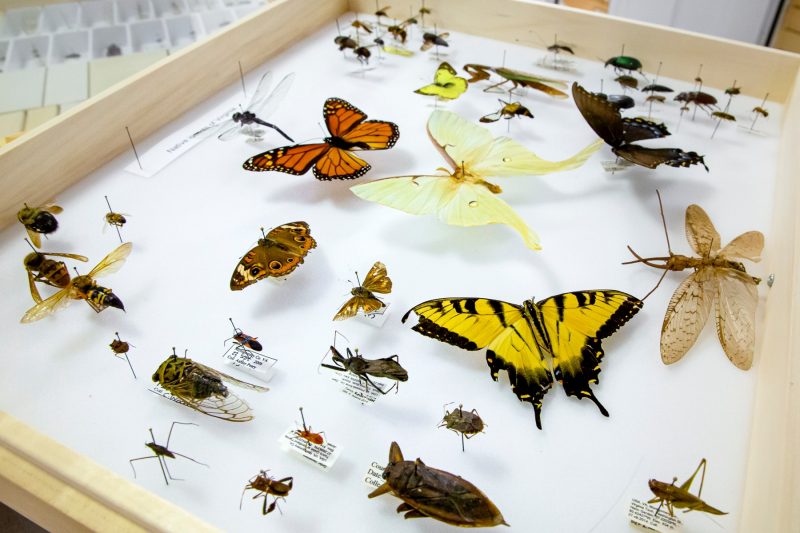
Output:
129 422 208 485
110 332 137 378
241 470 293 516
294 407 325 447
22 238 88 303
438 403 485 452
368 442 508 527
321 344 408 394
103 195 128 243
226 317 263 351
17 202 63 248
648 458 727 517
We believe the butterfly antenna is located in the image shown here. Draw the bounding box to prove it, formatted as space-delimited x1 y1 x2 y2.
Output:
125 126 143 170
237 61 247 99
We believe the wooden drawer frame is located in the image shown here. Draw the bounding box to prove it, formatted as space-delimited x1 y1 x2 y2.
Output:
0 0 798 530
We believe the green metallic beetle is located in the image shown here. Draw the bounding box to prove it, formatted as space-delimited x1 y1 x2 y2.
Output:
368 442 508 527
605 55 643 73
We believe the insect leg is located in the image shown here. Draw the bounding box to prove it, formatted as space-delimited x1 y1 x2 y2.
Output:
129 456 155 479
461 432 465 452
165 421 198 448
158 455 173 485
171 451 209 467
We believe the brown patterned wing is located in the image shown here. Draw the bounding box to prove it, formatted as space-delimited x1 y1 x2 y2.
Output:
660 269 715 364
714 268 758 370
361 261 392 294
229 222 316 290
333 295 385 321
685 205 721 257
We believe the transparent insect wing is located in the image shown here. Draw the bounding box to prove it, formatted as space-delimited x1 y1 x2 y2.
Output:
251 72 295 119
714 268 758 369
719 231 764 262
197 362 269 393
660 269 715 364
685 205 721 257
217 123 242 141
20 286 74 323
89 242 133 278
245 71 274 112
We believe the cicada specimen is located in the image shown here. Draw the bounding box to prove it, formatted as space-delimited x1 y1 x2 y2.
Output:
129 422 208 485
321 345 408 394
368 442 508 527
21 242 132 323
241 470 293 516
294 407 325 446
624 192 762 369
333 261 392 321
22 238 88 303
226 317 263 351
103 196 128 243
17 202 63 248
152 348 269 422
648 458 727 517
438 404 485 452
110 332 137 379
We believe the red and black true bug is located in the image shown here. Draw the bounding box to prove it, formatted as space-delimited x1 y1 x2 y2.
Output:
226 318 263 351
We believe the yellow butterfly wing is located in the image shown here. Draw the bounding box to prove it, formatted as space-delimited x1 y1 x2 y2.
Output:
403 298 552 428
414 62 468 100
427 110 600 177
535 290 643 419
351 175 541 249
660 269 715 364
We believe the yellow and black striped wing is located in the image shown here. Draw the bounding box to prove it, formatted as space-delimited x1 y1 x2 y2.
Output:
402 298 553 429
536 290 643 414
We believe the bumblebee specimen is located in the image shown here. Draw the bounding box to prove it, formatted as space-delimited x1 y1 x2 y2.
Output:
226 317 263 351
322 345 408 394
438 404 485 452
21 242 132 323
22 239 88 303
152 348 269 422
110 332 137 378
294 406 325 446
17 203 62 247
368 442 508 527
129 422 208 485
241 471 293 516
648 459 727 517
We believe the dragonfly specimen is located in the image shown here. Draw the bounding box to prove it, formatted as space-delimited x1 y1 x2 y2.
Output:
216 71 294 142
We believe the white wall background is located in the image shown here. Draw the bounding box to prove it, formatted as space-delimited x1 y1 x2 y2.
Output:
609 0 784 45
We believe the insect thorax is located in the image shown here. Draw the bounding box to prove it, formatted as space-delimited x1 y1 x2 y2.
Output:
351 286 374 298
110 339 129 353
325 136 370 150
186 367 228 399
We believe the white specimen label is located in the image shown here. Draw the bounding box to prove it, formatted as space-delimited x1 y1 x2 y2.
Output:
364 460 386 489
628 498 682 532
279 426 341 470
222 344 277 383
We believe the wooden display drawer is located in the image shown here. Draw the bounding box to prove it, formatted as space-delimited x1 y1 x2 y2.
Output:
0 0 798 531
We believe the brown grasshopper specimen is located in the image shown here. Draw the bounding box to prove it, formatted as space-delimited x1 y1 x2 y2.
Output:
648 458 727 517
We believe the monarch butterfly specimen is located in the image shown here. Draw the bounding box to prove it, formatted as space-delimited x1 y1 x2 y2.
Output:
242 98 399 180
333 261 392 320
403 290 642 429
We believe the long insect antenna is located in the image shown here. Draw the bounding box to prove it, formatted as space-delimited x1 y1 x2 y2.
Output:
655 190 673 255
622 245 670 268
641 269 669 301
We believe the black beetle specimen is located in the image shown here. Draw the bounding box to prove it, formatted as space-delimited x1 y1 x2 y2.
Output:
368 442 508 527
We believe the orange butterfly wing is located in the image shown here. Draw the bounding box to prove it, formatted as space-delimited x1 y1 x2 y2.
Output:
243 143 330 173
243 98 399 180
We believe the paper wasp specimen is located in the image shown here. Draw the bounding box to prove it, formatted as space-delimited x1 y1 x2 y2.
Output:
368 442 507 527
129 422 208 485
22 239 87 303
241 471 293 516
648 458 727 517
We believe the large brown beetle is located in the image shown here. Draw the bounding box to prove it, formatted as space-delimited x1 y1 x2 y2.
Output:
368 442 508 527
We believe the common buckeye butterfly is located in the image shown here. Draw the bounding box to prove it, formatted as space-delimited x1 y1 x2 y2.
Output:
230 222 316 291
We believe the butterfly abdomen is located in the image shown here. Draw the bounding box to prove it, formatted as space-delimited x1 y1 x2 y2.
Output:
325 136 370 151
